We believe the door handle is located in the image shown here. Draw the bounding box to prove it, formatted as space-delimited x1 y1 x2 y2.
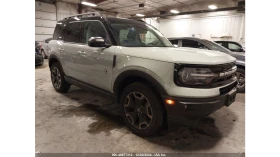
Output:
78 51 86 55
58 48 64 51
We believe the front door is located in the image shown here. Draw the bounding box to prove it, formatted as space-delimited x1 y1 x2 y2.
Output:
76 20 115 92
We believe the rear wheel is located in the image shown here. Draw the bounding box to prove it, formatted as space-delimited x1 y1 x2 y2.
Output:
120 82 163 136
51 62 70 93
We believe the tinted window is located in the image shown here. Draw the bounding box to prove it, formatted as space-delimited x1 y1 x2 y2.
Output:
82 21 111 44
182 39 199 48
63 22 82 43
169 40 178 45
228 43 241 50
53 23 63 40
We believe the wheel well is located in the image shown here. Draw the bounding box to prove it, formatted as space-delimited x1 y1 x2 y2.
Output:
48 58 58 69
115 75 167 126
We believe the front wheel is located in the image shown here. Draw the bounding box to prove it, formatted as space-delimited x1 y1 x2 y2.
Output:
236 68 245 93
120 82 164 136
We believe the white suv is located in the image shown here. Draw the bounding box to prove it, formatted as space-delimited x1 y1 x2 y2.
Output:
48 12 238 136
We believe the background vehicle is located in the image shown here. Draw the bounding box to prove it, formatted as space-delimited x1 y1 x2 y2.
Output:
48 13 237 136
169 37 245 93
215 41 245 52
40 38 52 59
35 41 44 66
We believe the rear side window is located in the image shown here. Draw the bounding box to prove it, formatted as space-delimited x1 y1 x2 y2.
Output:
53 23 63 40
63 22 83 43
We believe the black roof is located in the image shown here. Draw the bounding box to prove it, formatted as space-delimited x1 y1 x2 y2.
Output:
57 13 145 25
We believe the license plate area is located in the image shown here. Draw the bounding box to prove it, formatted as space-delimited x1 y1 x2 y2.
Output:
225 87 237 107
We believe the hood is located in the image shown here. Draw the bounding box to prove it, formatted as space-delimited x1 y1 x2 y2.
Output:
119 47 236 65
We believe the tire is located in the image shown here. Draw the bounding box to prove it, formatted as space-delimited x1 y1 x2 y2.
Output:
236 68 245 93
120 82 163 136
50 62 71 93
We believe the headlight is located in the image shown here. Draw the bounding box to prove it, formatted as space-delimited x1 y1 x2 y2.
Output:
178 68 215 85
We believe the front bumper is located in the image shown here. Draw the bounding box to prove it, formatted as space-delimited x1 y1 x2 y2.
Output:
163 81 237 123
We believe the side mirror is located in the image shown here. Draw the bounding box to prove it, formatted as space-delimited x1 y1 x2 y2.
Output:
88 37 111 48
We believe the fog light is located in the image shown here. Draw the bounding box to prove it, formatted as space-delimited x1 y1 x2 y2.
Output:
166 99 175 105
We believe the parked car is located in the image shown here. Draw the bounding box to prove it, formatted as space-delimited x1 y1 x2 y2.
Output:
49 12 238 136
215 41 245 52
40 38 52 59
35 41 44 66
169 37 245 93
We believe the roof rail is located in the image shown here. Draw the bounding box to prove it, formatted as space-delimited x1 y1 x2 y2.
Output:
64 12 102 20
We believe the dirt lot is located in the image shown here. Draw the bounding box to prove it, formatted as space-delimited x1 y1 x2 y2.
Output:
36 59 245 153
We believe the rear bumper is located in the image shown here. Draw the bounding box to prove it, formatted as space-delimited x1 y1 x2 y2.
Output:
163 81 237 123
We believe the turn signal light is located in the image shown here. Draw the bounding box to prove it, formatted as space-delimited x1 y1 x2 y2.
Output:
165 99 175 105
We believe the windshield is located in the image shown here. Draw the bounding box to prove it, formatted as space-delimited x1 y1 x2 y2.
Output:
109 20 173 47
202 40 231 53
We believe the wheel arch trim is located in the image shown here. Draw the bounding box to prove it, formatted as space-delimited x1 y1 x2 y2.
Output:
48 54 64 73
113 70 168 98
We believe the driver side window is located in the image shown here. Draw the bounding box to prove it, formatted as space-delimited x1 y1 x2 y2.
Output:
197 42 208 49
140 31 158 45
119 29 141 45
82 21 111 44
111 24 165 47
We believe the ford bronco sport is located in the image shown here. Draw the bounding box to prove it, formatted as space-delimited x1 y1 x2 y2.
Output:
48 12 238 136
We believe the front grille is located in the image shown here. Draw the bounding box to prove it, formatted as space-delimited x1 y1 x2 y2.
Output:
208 62 236 86
209 62 235 73
220 81 237 95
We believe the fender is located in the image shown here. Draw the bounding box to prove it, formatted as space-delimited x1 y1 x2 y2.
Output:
49 54 63 70
48 54 64 73
113 70 168 99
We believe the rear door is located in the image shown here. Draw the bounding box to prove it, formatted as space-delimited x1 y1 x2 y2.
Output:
61 22 86 81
